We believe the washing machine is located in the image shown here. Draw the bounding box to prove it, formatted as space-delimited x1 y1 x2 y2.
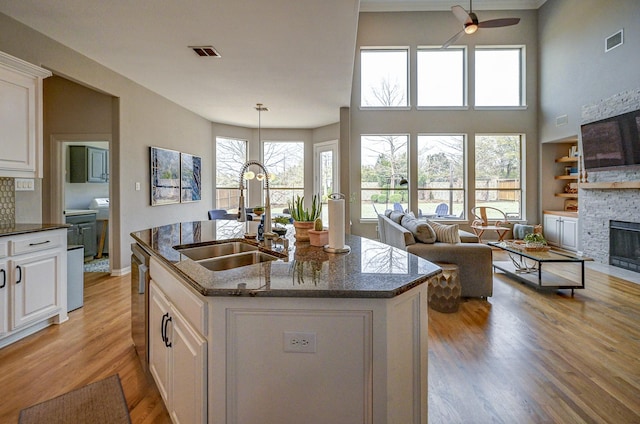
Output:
89 197 109 255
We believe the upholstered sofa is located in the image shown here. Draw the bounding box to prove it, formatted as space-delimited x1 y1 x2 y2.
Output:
377 211 493 298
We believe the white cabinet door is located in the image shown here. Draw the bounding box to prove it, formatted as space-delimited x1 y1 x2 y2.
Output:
149 283 171 404
0 259 8 336
169 308 207 424
561 217 578 251
0 53 50 178
543 214 560 246
10 249 61 329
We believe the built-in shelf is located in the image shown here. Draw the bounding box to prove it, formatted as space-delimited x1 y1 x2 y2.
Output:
555 193 578 198
555 156 579 163
580 181 640 189
555 175 579 180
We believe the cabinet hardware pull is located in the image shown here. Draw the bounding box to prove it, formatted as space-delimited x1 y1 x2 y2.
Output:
28 240 51 246
0 269 5 289
16 265 22 284
164 315 173 348
161 312 169 343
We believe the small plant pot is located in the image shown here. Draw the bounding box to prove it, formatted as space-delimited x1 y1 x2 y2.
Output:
293 221 315 242
308 229 329 247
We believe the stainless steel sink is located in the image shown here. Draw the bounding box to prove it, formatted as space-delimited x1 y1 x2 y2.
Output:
177 241 258 261
195 251 278 271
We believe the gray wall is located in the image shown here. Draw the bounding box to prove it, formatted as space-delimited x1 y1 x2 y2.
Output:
538 0 640 142
350 10 539 239
0 12 213 272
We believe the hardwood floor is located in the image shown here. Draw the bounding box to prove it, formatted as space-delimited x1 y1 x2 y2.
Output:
0 256 639 423
0 272 171 424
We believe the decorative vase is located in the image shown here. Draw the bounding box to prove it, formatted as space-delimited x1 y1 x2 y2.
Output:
293 221 314 241
308 229 329 247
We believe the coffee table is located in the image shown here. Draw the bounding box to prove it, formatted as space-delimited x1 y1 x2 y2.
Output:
488 241 585 295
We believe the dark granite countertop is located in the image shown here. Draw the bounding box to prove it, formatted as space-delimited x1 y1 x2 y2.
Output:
131 220 441 298
0 223 69 237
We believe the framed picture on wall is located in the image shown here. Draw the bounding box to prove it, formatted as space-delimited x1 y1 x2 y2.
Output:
180 152 202 203
150 146 180 206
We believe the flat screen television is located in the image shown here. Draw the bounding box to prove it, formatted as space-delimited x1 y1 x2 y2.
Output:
580 108 640 171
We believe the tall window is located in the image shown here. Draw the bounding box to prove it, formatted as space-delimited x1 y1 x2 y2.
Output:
360 49 409 108
360 135 408 218
216 137 247 212
475 135 523 219
417 135 466 219
475 47 524 107
263 141 304 213
417 48 465 107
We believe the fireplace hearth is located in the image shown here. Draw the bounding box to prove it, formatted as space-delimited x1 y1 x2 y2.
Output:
610 220 640 272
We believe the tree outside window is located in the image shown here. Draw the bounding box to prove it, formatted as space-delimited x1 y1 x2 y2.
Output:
475 135 523 219
417 135 465 218
360 49 408 107
263 141 304 213
361 135 408 218
216 137 247 212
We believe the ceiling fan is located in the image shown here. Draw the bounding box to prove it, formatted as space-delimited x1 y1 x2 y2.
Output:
441 0 520 49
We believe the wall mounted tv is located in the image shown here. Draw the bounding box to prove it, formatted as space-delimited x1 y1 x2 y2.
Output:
580 108 640 171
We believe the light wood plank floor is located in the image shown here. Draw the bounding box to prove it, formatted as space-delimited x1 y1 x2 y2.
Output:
1 255 639 423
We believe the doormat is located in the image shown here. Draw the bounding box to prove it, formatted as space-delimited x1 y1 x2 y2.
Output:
19 374 131 424
84 257 109 273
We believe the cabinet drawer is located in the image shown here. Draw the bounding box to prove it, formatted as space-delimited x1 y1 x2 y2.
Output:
150 257 207 335
0 241 7 258
10 232 64 255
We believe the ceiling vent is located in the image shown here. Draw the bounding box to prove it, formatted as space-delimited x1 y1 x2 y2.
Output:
189 46 221 58
605 29 623 53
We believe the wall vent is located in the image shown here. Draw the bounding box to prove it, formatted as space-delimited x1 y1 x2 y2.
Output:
556 114 568 126
605 29 623 53
189 46 221 58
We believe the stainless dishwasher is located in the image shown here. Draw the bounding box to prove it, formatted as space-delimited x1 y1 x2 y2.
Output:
131 243 150 371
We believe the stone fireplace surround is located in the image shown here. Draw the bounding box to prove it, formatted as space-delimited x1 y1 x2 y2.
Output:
579 87 640 265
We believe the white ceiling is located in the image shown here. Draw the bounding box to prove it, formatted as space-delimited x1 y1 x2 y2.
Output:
0 0 545 129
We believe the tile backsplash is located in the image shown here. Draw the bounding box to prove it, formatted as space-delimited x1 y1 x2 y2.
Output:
0 177 16 227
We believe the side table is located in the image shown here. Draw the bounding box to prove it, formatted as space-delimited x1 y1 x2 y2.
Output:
428 262 461 313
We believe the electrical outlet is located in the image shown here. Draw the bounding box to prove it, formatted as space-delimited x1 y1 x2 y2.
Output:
283 331 317 353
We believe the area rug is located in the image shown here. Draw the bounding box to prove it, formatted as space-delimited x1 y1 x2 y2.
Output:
84 257 110 273
19 374 131 424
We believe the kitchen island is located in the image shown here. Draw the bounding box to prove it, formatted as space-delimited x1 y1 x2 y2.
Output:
131 220 440 424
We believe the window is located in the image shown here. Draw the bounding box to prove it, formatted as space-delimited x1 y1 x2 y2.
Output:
417 48 465 107
263 141 304 213
417 135 466 219
216 137 247 212
475 47 524 107
474 135 523 219
360 49 409 108
360 134 408 218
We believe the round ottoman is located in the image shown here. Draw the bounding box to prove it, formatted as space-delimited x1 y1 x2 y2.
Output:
428 263 461 313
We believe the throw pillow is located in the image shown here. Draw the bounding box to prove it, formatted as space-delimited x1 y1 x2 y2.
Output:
401 216 436 244
389 211 405 224
427 220 461 244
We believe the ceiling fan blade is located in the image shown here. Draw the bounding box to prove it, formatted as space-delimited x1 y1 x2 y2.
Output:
478 18 521 28
441 29 465 49
451 5 472 24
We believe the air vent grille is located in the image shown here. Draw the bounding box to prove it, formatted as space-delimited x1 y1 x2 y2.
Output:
605 30 623 52
190 46 221 58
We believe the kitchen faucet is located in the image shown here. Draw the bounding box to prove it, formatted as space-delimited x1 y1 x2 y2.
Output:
238 160 275 248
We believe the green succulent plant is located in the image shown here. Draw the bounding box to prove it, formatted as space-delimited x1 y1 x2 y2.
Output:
314 218 323 231
524 233 546 244
288 194 322 222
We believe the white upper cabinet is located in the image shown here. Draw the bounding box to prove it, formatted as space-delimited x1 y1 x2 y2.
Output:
0 51 51 178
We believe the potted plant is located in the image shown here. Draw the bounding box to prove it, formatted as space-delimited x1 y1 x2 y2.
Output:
252 205 265 216
272 215 290 236
524 232 547 250
308 218 329 247
288 194 322 241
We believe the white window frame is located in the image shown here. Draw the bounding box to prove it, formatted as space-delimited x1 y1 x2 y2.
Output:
416 46 468 110
474 45 526 110
359 47 411 110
